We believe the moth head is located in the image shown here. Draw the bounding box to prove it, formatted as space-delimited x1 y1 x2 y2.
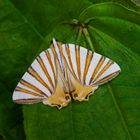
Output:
71 85 98 101
42 93 71 109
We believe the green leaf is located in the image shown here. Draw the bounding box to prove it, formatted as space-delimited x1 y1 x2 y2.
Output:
9 0 92 36
88 0 140 12
0 83 24 140
23 3 140 140
79 2 140 55
0 0 43 139
1 0 140 140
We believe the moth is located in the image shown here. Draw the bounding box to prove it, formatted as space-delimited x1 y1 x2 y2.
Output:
12 38 121 109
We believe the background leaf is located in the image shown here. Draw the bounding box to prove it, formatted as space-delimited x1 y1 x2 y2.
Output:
0 0 43 139
89 0 140 12
0 0 140 140
9 0 92 36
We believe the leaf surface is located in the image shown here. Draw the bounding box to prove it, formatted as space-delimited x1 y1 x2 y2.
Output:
0 0 43 139
0 1 140 140
23 3 140 140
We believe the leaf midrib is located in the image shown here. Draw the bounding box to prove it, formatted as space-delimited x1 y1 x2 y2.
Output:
107 84 132 140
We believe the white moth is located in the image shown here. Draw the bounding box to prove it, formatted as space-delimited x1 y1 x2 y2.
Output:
12 38 121 109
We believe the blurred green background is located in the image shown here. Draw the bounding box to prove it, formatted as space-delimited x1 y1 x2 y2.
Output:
0 0 140 140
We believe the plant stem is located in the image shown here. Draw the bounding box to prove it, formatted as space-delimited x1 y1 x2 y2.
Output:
82 28 95 51
76 28 82 44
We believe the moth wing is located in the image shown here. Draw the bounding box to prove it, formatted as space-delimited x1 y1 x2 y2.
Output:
61 44 84 82
61 44 121 86
61 44 98 101
12 49 56 104
85 52 121 86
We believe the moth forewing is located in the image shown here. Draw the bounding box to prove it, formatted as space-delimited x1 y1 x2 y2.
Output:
91 61 121 86
12 49 56 104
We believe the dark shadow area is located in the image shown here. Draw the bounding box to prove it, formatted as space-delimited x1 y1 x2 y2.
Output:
0 135 4 140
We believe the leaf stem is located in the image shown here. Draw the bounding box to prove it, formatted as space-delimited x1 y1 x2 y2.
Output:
76 28 82 44
82 28 95 51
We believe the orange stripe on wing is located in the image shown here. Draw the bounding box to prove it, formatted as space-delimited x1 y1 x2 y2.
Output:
89 56 105 84
93 71 120 85
28 67 52 94
92 60 113 83
51 42 64 72
83 50 93 84
75 45 81 81
65 44 77 77
37 56 55 89
15 86 44 97
14 98 43 104
45 50 56 80
20 79 48 97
